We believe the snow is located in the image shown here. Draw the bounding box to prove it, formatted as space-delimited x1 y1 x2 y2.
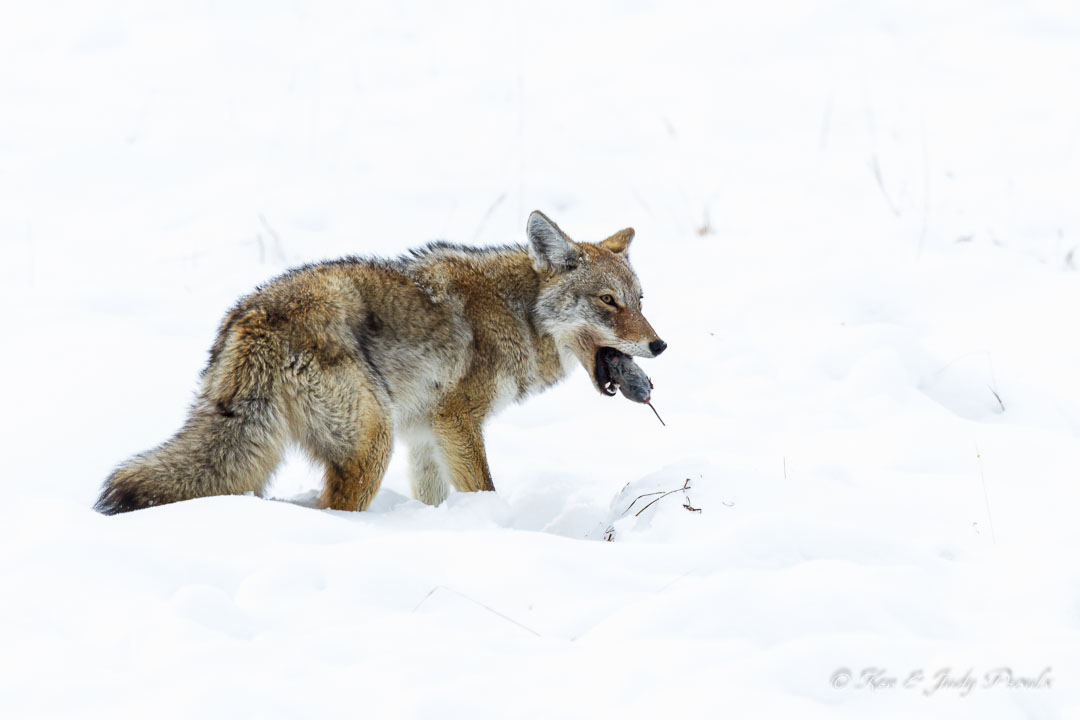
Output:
2 1 1079 718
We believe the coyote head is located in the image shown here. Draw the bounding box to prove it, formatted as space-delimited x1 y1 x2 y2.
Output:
527 210 667 395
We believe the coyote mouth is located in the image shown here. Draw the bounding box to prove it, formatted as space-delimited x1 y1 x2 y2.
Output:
594 347 620 395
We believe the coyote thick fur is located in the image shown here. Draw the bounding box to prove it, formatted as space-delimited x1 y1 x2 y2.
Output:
95 211 666 514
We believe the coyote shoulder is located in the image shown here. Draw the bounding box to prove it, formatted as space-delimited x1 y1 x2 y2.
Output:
95 211 666 514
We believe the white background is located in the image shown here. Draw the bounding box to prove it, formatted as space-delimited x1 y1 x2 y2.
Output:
1 1 1078 718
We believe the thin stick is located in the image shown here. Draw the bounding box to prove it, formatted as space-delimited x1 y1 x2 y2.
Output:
623 489 669 515
869 154 901 217
988 385 1005 412
413 585 541 637
974 444 997 544
633 479 692 517
634 489 682 517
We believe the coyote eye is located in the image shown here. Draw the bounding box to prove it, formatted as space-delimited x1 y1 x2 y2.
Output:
600 294 617 307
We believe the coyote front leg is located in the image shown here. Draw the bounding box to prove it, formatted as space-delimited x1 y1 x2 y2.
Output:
408 436 450 506
431 410 495 494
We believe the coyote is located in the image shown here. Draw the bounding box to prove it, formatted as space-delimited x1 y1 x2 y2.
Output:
95 211 666 514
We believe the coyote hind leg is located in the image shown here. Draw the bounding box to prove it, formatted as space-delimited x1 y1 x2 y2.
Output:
294 365 393 512
316 401 392 512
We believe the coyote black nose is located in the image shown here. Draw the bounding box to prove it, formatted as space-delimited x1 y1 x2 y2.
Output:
649 340 667 356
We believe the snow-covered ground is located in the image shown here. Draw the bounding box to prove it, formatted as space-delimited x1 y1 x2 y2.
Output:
2 1 1079 718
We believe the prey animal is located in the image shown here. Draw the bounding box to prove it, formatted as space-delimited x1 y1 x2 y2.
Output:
95 211 667 514
598 347 664 425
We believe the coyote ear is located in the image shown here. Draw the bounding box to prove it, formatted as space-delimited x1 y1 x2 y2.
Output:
527 210 579 274
600 227 634 256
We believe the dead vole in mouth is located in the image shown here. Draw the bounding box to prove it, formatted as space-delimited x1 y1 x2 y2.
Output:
596 347 665 425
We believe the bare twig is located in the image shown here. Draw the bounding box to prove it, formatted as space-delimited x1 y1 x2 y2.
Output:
974 444 997 544
631 479 692 517
610 479 703 543
622 489 669 515
988 385 1005 412
931 351 1004 412
869 154 901 217
413 585 541 637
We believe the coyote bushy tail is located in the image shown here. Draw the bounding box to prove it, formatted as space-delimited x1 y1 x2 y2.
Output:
95 307 289 514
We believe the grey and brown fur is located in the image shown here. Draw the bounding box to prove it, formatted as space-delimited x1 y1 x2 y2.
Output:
95 211 666 514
